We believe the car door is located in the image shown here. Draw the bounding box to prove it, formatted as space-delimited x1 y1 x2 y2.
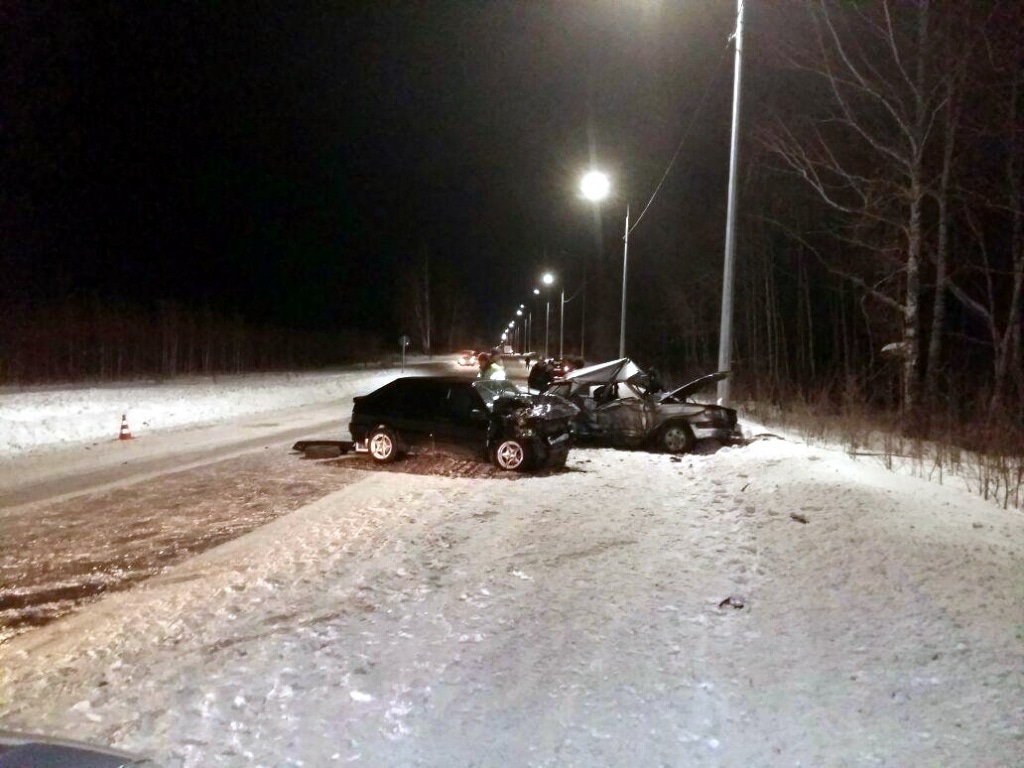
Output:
593 382 647 445
390 380 449 448
443 382 491 450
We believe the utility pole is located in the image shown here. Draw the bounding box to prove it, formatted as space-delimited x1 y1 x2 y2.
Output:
717 0 744 405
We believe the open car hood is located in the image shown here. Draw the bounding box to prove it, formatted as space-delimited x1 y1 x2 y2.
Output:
659 371 729 404
560 360 729 406
561 358 644 385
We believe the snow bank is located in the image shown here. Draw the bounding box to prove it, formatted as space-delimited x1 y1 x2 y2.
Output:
0 365 426 457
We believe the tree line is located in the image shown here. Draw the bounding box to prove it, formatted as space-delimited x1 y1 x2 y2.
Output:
0 299 382 384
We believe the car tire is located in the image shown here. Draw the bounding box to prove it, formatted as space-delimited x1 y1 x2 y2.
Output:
544 446 569 470
659 422 694 454
368 426 401 463
492 438 530 471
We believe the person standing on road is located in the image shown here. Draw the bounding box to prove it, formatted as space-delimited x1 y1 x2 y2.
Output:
478 353 506 380
528 359 553 392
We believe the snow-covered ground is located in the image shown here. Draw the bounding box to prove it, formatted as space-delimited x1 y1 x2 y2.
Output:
1 370 1021 767
0 364 428 457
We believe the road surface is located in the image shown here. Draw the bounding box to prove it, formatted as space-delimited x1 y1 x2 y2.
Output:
0 358 486 642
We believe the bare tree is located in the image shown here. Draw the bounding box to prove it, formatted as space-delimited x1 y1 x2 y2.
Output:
763 0 943 418
396 244 432 354
935 5 1024 418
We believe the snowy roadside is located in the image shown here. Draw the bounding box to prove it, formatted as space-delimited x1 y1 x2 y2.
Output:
1 437 1021 767
0 361 434 458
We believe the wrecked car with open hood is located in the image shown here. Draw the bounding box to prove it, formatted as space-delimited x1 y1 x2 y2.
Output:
348 376 579 471
543 358 742 454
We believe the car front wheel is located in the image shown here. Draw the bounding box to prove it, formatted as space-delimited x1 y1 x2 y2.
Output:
368 426 401 463
659 422 694 454
493 438 530 471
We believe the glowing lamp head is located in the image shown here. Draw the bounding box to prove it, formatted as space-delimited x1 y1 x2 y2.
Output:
580 170 610 202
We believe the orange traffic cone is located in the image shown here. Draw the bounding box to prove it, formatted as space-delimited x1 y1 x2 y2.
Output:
119 414 133 440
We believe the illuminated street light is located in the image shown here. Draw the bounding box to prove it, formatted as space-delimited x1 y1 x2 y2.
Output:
541 273 556 358
580 170 629 358
543 273 567 359
580 170 610 202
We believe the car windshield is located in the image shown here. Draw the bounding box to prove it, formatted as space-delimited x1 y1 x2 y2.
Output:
472 379 521 411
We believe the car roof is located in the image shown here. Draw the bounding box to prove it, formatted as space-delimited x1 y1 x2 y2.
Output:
390 376 478 385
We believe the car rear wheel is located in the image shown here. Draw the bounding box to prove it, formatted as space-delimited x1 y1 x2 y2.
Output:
543 446 569 470
368 426 401 463
659 422 694 454
493 438 530 471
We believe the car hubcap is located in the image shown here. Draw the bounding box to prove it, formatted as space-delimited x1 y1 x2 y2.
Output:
370 433 393 459
496 440 524 469
663 427 689 453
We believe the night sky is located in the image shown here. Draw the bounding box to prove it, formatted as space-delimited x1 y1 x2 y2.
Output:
3 1 746 339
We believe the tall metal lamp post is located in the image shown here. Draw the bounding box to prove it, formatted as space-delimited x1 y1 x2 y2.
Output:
541 272 555 358
580 170 629 358
532 288 540 356
717 0 745 406
542 271 566 359
558 286 566 359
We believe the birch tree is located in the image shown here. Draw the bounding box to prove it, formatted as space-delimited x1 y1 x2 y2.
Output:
947 12 1024 418
763 0 941 418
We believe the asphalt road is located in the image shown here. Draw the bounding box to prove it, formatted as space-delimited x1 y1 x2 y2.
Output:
0 357 498 511
0 356 528 642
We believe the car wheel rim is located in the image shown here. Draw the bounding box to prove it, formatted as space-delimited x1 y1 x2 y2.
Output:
370 433 393 460
663 427 690 453
496 440 524 470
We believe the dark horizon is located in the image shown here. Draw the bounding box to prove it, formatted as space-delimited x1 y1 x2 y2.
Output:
3 1 739 344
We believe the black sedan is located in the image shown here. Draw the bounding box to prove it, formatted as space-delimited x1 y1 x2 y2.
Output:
349 376 578 471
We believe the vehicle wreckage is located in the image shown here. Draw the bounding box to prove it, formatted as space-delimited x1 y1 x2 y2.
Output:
543 358 743 453
294 377 579 472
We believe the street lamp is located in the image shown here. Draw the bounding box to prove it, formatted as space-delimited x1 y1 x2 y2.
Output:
717 0 745 406
581 170 629 358
581 170 610 201
559 286 565 359
541 272 555 358
541 271 568 359
531 290 540 355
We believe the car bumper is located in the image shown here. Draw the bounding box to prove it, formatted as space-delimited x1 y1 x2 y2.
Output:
691 425 744 444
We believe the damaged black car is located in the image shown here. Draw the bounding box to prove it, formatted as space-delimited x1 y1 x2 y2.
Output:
543 358 743 454
349 376 579 471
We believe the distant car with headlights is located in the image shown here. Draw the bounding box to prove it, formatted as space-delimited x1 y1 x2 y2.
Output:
456 350 478 367
349 376 579 471
543 358 742 454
